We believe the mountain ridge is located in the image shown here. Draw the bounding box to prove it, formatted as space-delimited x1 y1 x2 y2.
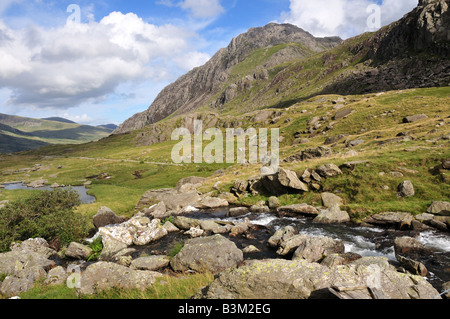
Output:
0 113 115 153
114 23 343 134
114 0 450 136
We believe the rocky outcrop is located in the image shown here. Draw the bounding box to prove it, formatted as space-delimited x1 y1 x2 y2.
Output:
0 239 56 297
114 23 342 134
195 258 440 299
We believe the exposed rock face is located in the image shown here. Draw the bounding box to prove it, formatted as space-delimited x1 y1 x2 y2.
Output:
114 23 342 134
322 0 450 95
195 258 440 299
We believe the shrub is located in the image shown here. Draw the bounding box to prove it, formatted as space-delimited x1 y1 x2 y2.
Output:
0 189 90 252
87 237 103 262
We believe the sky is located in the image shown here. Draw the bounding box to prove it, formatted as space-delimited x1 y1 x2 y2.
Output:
0 0 418 126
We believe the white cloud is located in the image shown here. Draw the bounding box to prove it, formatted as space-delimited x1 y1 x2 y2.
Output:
281 0 417 38
179 0 225 19
0 12 210 110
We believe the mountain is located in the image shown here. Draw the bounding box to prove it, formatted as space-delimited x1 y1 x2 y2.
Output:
114 0 450 137
98 124 118 130
0 113 114 153
42 117 77 124
114 23 342 134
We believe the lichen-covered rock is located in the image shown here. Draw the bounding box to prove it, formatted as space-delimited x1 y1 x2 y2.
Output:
65 242 93 260
170 235 243 273
194 258 440 299
79 262 162 295
293 236 345 263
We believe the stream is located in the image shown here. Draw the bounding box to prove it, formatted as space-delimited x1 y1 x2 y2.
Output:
187 207 450 292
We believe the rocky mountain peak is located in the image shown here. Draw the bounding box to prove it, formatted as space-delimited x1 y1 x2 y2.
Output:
113 23 342 135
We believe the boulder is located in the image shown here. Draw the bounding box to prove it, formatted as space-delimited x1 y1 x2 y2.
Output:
176 176 206 192
242 245 261 254
397 181 415 198
185 227 205 238
276 234 309 256
301 146 333 161
315 164 343 177
227 207 250 217
292 236 345 263
333 108 354 120
136 188 200 212
65 242 93 260
364 212 413 229
139 202 168 219
0 243 55 297
172 216 200 230
427 201 450 216
268 196 281 209
195 196 229 209
131 256 170 271
194 259 439 299
44 266 68 286
267 226 296 248
313 204 350 224
10 238 57 259
396 255 428 277
79 262 162 295
321 253 362 267
403 114 428 123
321 192 343 208
170 235 243 273
93 207 127 228
394 236 430 259
26 179 47 188
346 140 365 148
277 168 309 192
98 217 168 258
277 204 319 218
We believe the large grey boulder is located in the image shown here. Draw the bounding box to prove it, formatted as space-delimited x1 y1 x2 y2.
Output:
427 201 450 216
98 217 168 260
277 204 319 218
170 235 243 273
195 258 440 299
79 262 162 295
363 212 413 229
65 242 93 260
277 168 309 192
0 239 55 297
93 206 127 228
293 236 345 263
397 180 415 198
131 256 170 271
313 204 350 224
321 192 343 208
315 164 343 178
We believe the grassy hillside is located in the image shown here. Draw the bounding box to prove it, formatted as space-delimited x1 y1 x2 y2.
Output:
0 113 113 153
0 87 448 222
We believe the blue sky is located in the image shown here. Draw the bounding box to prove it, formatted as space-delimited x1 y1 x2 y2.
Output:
0 0 417 126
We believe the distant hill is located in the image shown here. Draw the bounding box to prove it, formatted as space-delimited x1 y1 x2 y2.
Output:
97 124 118 130
0 113 113 153
42 117 77 124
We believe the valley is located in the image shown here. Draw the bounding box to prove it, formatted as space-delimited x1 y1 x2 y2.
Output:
0 0 449 301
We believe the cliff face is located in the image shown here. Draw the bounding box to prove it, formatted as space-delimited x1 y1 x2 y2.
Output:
321 0 450 95
113 23 342 134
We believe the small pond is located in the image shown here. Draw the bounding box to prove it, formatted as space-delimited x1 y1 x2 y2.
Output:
2 182 96 204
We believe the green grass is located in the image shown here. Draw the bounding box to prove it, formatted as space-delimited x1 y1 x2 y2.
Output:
18 273 214 300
